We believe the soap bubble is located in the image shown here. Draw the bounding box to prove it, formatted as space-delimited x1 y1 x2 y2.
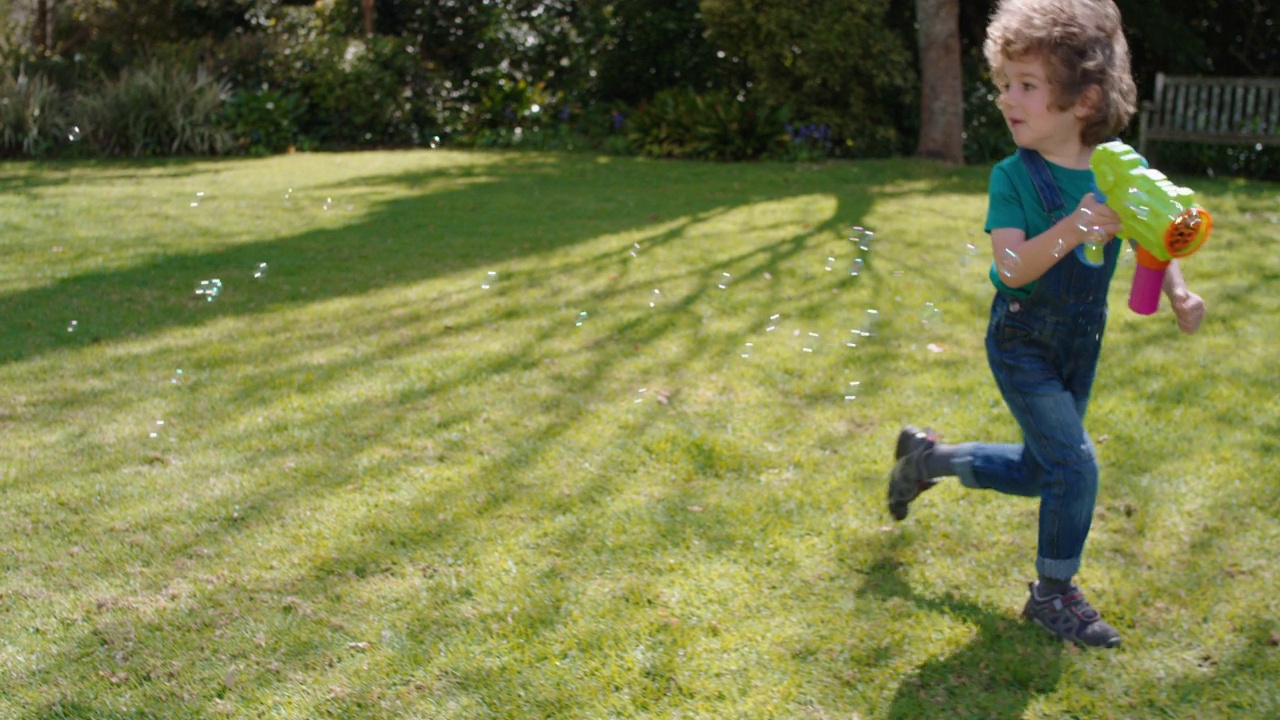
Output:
575 311 589 327
253 263 269 279
845 380 861 401
997 248 1022 279
850 257 865 276
740 342 754 358
67 126 82 142
66 320 78 332
801 331 820 353
195 279 223 301
919 302 944 328
716 272 732 290
628 242 641 258
190 191 204 208
149 420 165 439
1126 188 1154 221
481 271 497 290
648 288 662 308
634 388 647 403
851 226 875 252
429 135 441 149
765 313 782 333
859 308 880 336
171 369 184 385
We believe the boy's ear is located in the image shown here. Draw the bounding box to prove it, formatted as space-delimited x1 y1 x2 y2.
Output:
1075 84 1103 117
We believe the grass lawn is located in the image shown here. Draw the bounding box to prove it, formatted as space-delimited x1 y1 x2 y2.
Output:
0 148 1277 719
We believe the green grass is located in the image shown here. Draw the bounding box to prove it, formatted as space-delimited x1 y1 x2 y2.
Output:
0 149 1277 719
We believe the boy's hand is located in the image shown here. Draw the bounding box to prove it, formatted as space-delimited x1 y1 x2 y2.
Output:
1169 288 1206 334
1072 194 1122 246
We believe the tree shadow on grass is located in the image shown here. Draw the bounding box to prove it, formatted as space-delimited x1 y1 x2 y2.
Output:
858 549 1064 720
0 152 990 367
1 152 997 715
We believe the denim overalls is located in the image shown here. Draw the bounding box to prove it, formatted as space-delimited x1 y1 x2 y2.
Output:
954 149 1121 581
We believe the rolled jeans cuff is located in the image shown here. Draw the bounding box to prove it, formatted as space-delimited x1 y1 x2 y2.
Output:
953 449 980 489
1036 554 1081 581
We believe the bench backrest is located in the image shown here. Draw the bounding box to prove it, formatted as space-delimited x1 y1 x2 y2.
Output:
1143 73 1280 148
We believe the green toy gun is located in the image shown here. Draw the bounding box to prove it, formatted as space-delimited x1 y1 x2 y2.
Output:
1089 140 1212 315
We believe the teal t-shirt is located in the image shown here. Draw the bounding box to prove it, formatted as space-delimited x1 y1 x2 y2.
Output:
984 153 1098 297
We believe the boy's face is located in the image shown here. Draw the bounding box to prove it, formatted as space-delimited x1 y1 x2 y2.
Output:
994 55 1085 155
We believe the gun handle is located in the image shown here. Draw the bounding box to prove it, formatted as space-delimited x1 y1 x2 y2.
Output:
1079 242 1105 267
1077 186 1108 267
1128 246 1168 315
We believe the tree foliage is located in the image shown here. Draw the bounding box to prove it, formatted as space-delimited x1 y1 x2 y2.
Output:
0 0 1277 172
700 0 917 156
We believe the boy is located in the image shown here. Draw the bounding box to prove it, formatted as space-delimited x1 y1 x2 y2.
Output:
887 0 1205 648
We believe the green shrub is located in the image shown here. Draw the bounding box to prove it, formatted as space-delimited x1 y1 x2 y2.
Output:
962 75 1014 164
75 59 232 157
627 87 788 161
700 0 917 158
223 27 452 149
1140 141 1280 182
223 86 303 155
456 73 555 146
0 69 68 158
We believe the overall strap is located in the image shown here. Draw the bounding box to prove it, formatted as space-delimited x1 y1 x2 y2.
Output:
1016 147 1068 220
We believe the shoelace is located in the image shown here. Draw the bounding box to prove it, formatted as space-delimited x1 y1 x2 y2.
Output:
1060 587 1101 622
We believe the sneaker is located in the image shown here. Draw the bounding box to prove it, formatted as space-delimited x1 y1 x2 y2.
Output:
887 425 938 521
1022 581 1122 648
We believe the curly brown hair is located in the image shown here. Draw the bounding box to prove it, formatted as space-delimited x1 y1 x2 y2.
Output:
984 0 1137 145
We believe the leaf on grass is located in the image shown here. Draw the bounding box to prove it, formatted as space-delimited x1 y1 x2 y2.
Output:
224 666 238 690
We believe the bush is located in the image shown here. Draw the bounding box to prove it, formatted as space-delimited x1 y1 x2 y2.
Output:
75 59 232 157
962 74 1014 164
211 19 455 150
700 0 917 158
1140 141 1280 182
0 69 69 158
627 87 788 161
222 86 304 155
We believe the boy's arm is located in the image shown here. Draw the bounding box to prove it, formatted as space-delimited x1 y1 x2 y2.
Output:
990 193 1120 288
1162 259 1206 334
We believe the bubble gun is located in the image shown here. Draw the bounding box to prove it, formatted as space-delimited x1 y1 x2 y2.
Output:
1088 140 1212 315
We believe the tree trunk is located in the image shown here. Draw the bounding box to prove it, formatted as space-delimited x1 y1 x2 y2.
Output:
915 0 964 163
361 0 375 36
35 0 50 55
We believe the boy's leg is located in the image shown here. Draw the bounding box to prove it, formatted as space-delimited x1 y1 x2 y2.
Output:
1001 387 1098 579
990 367 1119 648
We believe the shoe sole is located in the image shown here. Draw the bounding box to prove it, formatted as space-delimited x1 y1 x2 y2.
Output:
887 426 933 521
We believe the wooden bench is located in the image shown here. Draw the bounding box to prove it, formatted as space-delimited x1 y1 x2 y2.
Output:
1137 73 1280 155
